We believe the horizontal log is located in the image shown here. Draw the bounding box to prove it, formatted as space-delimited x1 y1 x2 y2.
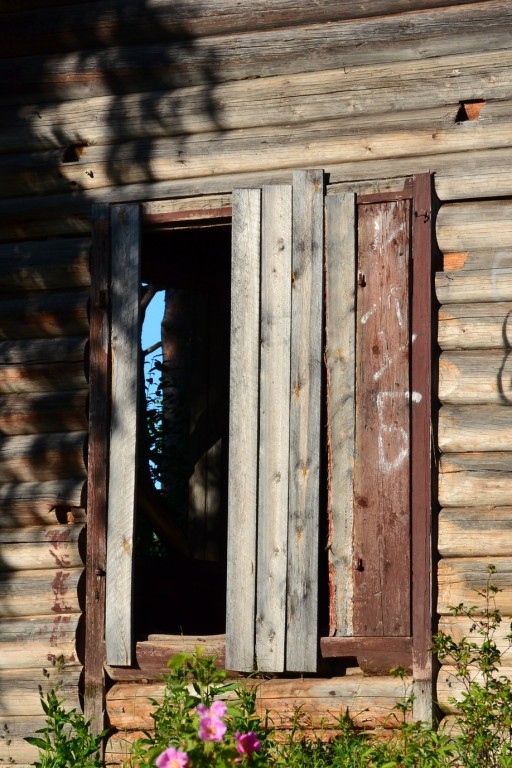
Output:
2 47 511 155
6 102 512 197
437 663 512 713
439 451 512 507
0 567 82 618
0 391 87 435
0 289 88 340
439 405 512 452
437 557 512 615
0 362 87 395
0 479 85 528
437 614 512 662
0 238 90 291
439 507 512 557
2 1 510 102
436 270 512 305
440 251 512 274
107 674 412 731
437 200 512 253
0 614 79 669
0 431 86 483
0 666 81 717
105 730 145 767
438 303 512 349
439 351 512 406
0 337 86 366
0 524 83 572
0 716 50 766
0 0 488 59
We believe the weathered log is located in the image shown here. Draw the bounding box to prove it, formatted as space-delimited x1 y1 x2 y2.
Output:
0 479 85 529
439 351 512 406
438 507 512 557
0 238 90 291
437 663 512 713
106 674 412 731
0 524 83 572
0 0 489 59
438 303 512 349
6 102 512 197
0 391 87 435
440 250 512 274
439 452 512 508
0 567 82 617
0 666 81 716
436 270 512 305
437 200 512 253
0 717 46 766
0 289 88 340
2 1 510 102
0 337 86 366
0 431 86 483
437 614 512 662
5 143 512 241
0 614 79 669
438 557 512 615
2 48 508 155
439 405 512 452
0 362 87 395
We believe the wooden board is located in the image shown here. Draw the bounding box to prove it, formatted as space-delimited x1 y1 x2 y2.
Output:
226 188 261 672
353 199 411 637
325 194 356 637
286 170 323 672
105 203 141 667
439 507 512 557
256 185 292 673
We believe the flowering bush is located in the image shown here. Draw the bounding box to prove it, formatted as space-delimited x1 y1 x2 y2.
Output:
129 651 266 768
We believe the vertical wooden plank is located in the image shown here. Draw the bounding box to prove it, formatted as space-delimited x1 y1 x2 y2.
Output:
226 188 261 672
105 204 141 666
286 169 324 672
325 193 356 638
85 204 110 731
411 173 433 723
353 200 411 638
256 185 292 672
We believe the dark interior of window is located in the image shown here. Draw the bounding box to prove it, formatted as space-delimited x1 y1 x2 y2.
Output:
134 223 231 638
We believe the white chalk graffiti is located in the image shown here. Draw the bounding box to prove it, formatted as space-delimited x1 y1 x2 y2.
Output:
376 391 409 474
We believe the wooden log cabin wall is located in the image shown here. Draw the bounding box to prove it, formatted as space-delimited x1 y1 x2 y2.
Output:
1 0 512 764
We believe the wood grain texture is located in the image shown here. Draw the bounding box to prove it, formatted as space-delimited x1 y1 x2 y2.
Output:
438 302 512 349
0 289 88 340
439 507 512 557
0 431 86 483
438 557 512 615
0 525 83 571
0 667 81 717
0 479 84 528
0 615 79 669
437 200 512 253
325 193 356 637
226 188 261 672
439 405 512 452
439 351 512 405
438 663 512 713
3 1 511 102
3 48 511 155
436 269 512 305
0 568 82 618
439 452 512 507
438 614 512 661
353 199 411 638
0 238 90 291
0 392 87 435
256 185 292 673
286 170 323 672
106 203 141 667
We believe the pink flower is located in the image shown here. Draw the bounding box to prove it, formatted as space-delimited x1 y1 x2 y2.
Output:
235 731 261 757
155 747 189 768
197 701 228 719
198 713 227 742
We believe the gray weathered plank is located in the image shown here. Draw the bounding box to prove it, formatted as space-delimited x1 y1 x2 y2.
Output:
325 193 356 637
226 188 261 672
256 184 292 672
286 169 323 672
105 203 141 666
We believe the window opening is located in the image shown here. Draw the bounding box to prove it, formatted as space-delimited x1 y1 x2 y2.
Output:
134 224 231 639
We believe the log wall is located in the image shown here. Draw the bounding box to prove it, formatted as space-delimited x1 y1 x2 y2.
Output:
2 0 512 762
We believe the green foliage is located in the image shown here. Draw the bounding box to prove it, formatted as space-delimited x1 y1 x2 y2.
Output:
432 564 512 768
25 676 107 768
